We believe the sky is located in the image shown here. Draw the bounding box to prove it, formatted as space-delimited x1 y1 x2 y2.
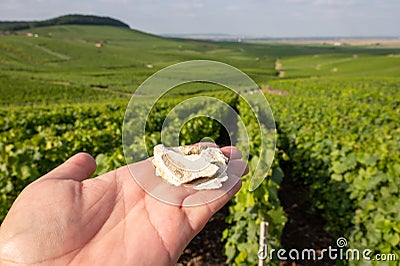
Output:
0 0 399 37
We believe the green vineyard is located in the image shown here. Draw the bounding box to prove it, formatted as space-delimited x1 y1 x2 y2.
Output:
1 23 399 265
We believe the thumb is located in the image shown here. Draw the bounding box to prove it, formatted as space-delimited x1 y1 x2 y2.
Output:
41 152 97 182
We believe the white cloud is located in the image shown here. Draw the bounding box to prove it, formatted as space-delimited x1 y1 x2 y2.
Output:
0 0 23 10
173 0 204 11
285 0 306 3
99 0 130 3
313 0 360 6
225 5 241 11
283 0 361 5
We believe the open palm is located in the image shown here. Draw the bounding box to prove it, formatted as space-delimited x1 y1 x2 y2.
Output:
0 146 247 265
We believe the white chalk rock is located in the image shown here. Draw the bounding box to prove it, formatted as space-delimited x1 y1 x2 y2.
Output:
152 144 228 190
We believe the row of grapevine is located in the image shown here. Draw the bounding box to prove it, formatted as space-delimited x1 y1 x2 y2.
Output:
0 75 126 106
0 90 242 221
223 94 287 265
269 78 400 263
0 103 126 219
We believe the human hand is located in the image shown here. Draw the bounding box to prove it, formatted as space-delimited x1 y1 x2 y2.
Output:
0 146 248 265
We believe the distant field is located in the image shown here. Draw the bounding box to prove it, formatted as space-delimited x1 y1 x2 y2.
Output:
247 38 400 47
1 25 399 102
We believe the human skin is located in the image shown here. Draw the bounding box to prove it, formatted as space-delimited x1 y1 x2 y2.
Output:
0 146 248 265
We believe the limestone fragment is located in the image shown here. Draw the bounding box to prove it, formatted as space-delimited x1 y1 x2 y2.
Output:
152 144 228 190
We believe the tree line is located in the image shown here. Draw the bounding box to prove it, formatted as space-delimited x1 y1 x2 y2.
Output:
0 14 130 31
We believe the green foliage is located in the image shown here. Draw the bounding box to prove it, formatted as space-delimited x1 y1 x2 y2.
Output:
270 78 400 262
0 103 125 220
0 75 126 106
223 163 287 265
222 97 287 265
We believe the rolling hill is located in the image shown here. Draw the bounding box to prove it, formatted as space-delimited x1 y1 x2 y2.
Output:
0 14 129 31
0 14 399 104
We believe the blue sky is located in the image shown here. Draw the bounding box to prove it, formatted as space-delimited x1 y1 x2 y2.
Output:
0 0 399 37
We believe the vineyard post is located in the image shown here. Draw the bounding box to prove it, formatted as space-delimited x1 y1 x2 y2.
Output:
258 221 269 266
